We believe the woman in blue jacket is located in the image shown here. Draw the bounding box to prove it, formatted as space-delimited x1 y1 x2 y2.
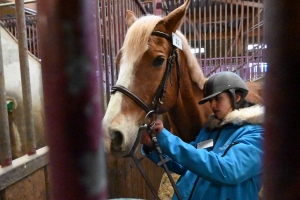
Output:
141 71 264 200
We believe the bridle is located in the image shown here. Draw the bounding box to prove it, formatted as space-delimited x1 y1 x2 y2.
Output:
111 30 181 156
111 31 180 115
110 30 182 200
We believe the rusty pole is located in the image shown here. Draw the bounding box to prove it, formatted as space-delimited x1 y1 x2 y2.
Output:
15 0 36 155
263 0 300 199
0 28 12 167
37 0 107 199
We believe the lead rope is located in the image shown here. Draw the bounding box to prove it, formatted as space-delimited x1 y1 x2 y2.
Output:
131 154 160 200
147 125 182 200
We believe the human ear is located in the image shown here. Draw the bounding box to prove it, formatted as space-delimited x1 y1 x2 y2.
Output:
236 94 241 103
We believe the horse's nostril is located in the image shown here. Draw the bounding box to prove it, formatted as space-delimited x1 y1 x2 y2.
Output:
111 131 123 152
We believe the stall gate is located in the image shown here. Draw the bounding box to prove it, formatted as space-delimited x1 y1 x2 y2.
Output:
0 0 265 199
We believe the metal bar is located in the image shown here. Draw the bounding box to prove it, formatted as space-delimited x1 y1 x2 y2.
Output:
107 0 115 86
188 6 191 46
230 0 233 68
257 2 262 76
193 6 196 58
101 0 110 104
96 0 104 112
246 0 249 78
224 0 227 66
0 27 12 167
251 0 255 79
199 4 202 63
133 0 147 14
15 0 36 155
0 0 36 7
219 1 222 65
209 0 212 67
37 0 107 198
241 0 244 78
204 0 207 68
214 1 217 67
235 0 238 72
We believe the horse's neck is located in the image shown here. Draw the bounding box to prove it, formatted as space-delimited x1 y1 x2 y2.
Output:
167 71 212 142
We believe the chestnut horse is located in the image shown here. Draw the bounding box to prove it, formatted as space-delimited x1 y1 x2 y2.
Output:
102 0 262 157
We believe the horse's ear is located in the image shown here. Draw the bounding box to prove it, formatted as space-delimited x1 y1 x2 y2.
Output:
162 0 190 32
126 10 138 28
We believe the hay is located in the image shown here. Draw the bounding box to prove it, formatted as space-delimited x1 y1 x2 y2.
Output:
158 173 180 200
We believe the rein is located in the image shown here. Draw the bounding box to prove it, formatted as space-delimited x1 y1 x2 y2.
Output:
111 30 182 200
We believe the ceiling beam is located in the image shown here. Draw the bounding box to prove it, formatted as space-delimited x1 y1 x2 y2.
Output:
213 0 264 9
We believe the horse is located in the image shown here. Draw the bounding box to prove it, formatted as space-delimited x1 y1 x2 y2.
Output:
1 26 45 159
102 0 262 157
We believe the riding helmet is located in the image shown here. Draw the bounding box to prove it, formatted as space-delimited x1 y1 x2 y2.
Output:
198 71 248 108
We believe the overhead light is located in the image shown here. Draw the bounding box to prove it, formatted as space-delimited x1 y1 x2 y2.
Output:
247 44 267 51
191 48 205 54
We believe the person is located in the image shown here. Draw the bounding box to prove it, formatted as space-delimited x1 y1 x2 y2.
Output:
141 71 264 200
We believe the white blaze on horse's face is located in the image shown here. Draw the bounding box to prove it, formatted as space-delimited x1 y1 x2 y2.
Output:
102 16 162 156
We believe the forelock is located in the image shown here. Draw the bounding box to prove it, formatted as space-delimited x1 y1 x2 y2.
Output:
122 15 162 64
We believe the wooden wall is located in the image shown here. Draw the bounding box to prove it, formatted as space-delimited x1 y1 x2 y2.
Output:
0 147 49 200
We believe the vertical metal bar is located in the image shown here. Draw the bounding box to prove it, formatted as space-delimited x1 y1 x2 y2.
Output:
251 0 254 79
246 0 249 79
36 20 40 59
96 0 105 112
32 22 37 57
214 1 217 67
264 0 300 198
188 6 191 46
235 0 238 72
0 28 12 167
101 0 110 104
37 0 107 198
15 0 36 155
219 1 222 65
112 0 119 82
224 0 227 66
193 6 196 59
209 0 212 67
257 1 261 76
229 0 233 68
107 0 115 86
199 4 202 64
204 0 207 69
112 0 117 52
116 0 121 54
241 0 244 77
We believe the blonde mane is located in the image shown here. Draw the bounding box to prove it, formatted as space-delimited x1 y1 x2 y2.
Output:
122 15 162 65
176 31 207 89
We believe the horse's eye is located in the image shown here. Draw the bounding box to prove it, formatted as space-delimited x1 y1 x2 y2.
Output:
152 56 165 67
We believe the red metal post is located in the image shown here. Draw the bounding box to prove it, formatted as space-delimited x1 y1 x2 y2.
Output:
37 0 107 199
263 0 300 199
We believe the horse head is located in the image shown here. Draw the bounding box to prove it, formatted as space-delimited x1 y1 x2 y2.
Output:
102 0 201 157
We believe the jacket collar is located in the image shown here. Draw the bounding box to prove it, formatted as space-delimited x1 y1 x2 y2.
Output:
203 105 264 131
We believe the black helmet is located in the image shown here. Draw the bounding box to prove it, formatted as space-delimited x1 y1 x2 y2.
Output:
198 72 248 108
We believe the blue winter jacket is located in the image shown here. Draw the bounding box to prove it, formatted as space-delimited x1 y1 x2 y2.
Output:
142 105 264 200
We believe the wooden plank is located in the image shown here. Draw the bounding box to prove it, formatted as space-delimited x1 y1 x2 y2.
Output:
3 167 47 199
0 147 48 190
